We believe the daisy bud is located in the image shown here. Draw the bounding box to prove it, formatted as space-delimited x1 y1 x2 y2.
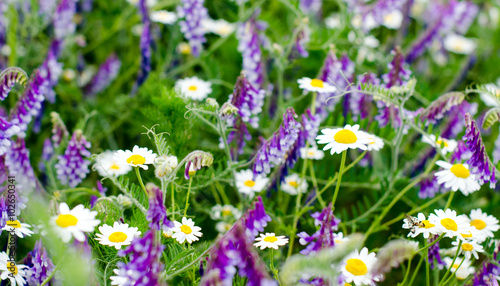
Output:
205 97 218 108
154 155 178 179
116 194 132 208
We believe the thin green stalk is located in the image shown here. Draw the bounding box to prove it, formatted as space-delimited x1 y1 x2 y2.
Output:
171 184 175 220
439 240 462 285
332 150 347 210
413 233 445 256
426 243 431 286
441 257 466 286
184 177 193 217
408 253 425 286
134 167 148 197
400 257 413 285
40 263 59 286
309 161 325 208
445 191 455 210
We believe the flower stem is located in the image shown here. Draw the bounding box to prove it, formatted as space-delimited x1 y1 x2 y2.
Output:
171 184 175 220
439 240 462 285
184 177 193 217
332 150 347 210
134 167 148 197
444 191 455 210
425 241 430 286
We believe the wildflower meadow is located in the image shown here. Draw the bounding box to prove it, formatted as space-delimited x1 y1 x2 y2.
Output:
2 0 500 285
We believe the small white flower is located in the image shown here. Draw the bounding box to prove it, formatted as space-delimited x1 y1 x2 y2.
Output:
154 155 178 178
281 173 308 195
235 169 268 198
202 18 235 37
360 132 384 151
215 221 232 233
172 217 203 244
421 134 458 155
150 10 177 25
254 233 289 250
162 227 173 238
382 10 403 29
334 232 349 244
300 146 325 160
2 220 34 238
316 125 371 155
403 213 439 239
443 34 476 54
443 257 475 280
94 150 132 177
325 14 341 29
115 146 157 170
50 202 100 243
429 209 471 239
95 222 142 250
341 247 380 286
297 77 337 93
434 161 481 196
177 42 191 55
451 239 484 260
210 205 241 221
468 208 500 239
459 226 486 243
175 76 212 100
0 252 28 286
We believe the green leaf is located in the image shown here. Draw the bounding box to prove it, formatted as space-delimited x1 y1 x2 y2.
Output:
482 107 500 129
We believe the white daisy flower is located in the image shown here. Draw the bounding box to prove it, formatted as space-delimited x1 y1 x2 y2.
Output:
341 247 380 286
210 205 241 221
94 150 132 177
316 125 371 155
235 169 268 198
360 132 384 151
469 208 500 239
215 221 232 233
254 233 289 250
459 227 486 243
382 10 403 29
334 232 349 244
3 220 34 238
172 217 203 244
110 268 131 286
300 146 325 160
403 213 439 238
175 76 212 100
95 222 142 250
281 173 308 195
162 227 173 238
434 161 481 196
443 257 475 280
428 209 471 239
421 134 458 155
50 202 100 243
202 18 235 37
451 239 484 260
297 77 337 93
177 42 191 55
0 252 28 286
150 10 177 25
115 146 157 170
443 34 476 55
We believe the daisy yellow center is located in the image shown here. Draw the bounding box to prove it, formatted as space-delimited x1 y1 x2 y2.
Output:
109 231 128 243
384 14 393 22
461 231 473 238
222 210 232 216
454 43 464 52
244 180 256 187
441 218 458 231
422 220 435 229
289 181 299 188
450 164 470 178
55 214 78 228
6 220 21 228
264 236 278 243
8 262 17 276
310 79 324 88
127 155 146 165
345 284 352 286
453 263 460 269
334 129 358 144
345 258 368 276
180 225 192 234
436 139 449 147
110 164 120 170
308 151 315 156
471 219 486 230
462 243 473 251
188 85 198 91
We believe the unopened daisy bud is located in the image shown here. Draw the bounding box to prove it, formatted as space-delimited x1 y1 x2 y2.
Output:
372 239 419 275
162 226 173 238
177 42 191 55
206 97 219 108
154 155 178 179
116 194 132 208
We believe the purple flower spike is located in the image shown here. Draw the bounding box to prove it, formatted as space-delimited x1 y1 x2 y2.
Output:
299 0 322 15
350 73 379 121
0 67 29 101
237 14 265 89
4 138 36 192
177 0 208 57
38 138 54 171
418 175 441 199
382 47 411 89
242 196 272 239
294 26 310 58
419 92 465 127
55 130 91 188
301 109 320 146
463 113 497 188
52 0 77 39
113 230 166 286
0 117 20 156
135 0 151 90
23 240 55 285
84 54 121 96
298 203 340 255
428 234 445 270
146 183 173 230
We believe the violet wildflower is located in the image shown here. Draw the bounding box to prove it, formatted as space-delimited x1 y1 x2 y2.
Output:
50 112 69 148
52 0 77 39
177 0 208 57
382 47 411 88
428 234 445 269
111 230 166 286
135 0 151 90
237 14 265 89
350 73 379 121
463 113 497 188
84 54 121 96
145 183 173 230
472 255 500 286
297 203 340 255
450 140 471 164
23 240 55 285
301 109 321 146
55 130 91 188
418 175 441 199
441 101 478 139
0 197 6 228
0 117 20 156
4 138 36 192
299 0 321 15
294 25 310 58
252 108 301 176
419 92 465 126
182 150 214 180
0 67 29 101
38 138 54 172
242 196 272 239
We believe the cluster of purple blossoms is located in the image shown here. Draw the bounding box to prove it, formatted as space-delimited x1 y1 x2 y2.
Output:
50 112 69 147
418 175 441 199
52 0 77 39
349 73 379 121
38 138 54 172
297 203 340 255
145 183 174 230
237 14 265 89
419 92 466 127
294 26 310 58
450 140 471 164
344 0 405 32
463 113 497 188
4 138 36 192
0 67 28 101
472 245 500 286
242 196 272 239
0 117 20 156
113 230 166 286
84 54 121 96
177 0 208 57
253 108 301 176
135 0 151 90
55 130 91 188
23 240 55 285
428 234 445 269
441 100 477 139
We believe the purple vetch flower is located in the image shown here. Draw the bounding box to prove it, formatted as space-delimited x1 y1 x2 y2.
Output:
349 73 379 121
50 112 69 148
418 175 441 199
428 234 445 269
472 250 500 286
419 92 465 127
55 130 91 188
23 240 55 285
177 0 208 57
252 108 301 176
237 14 265 89
294 25 310 58
0 117 20 156
52 0 77 39
183 150 214 180
242 196 272 239
375 103 402 129
112 230 166 286
299 0 321 15
134 0 152 90
382 47 411 88
450 140 471 164
0 197 6 227
145 183 173 230
4 138 36 192
463 113 497 188
297 203 340 255
0 67 29 101
84 54 121 96
301 109 320 146
38 138 54 171
441 101 478 139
